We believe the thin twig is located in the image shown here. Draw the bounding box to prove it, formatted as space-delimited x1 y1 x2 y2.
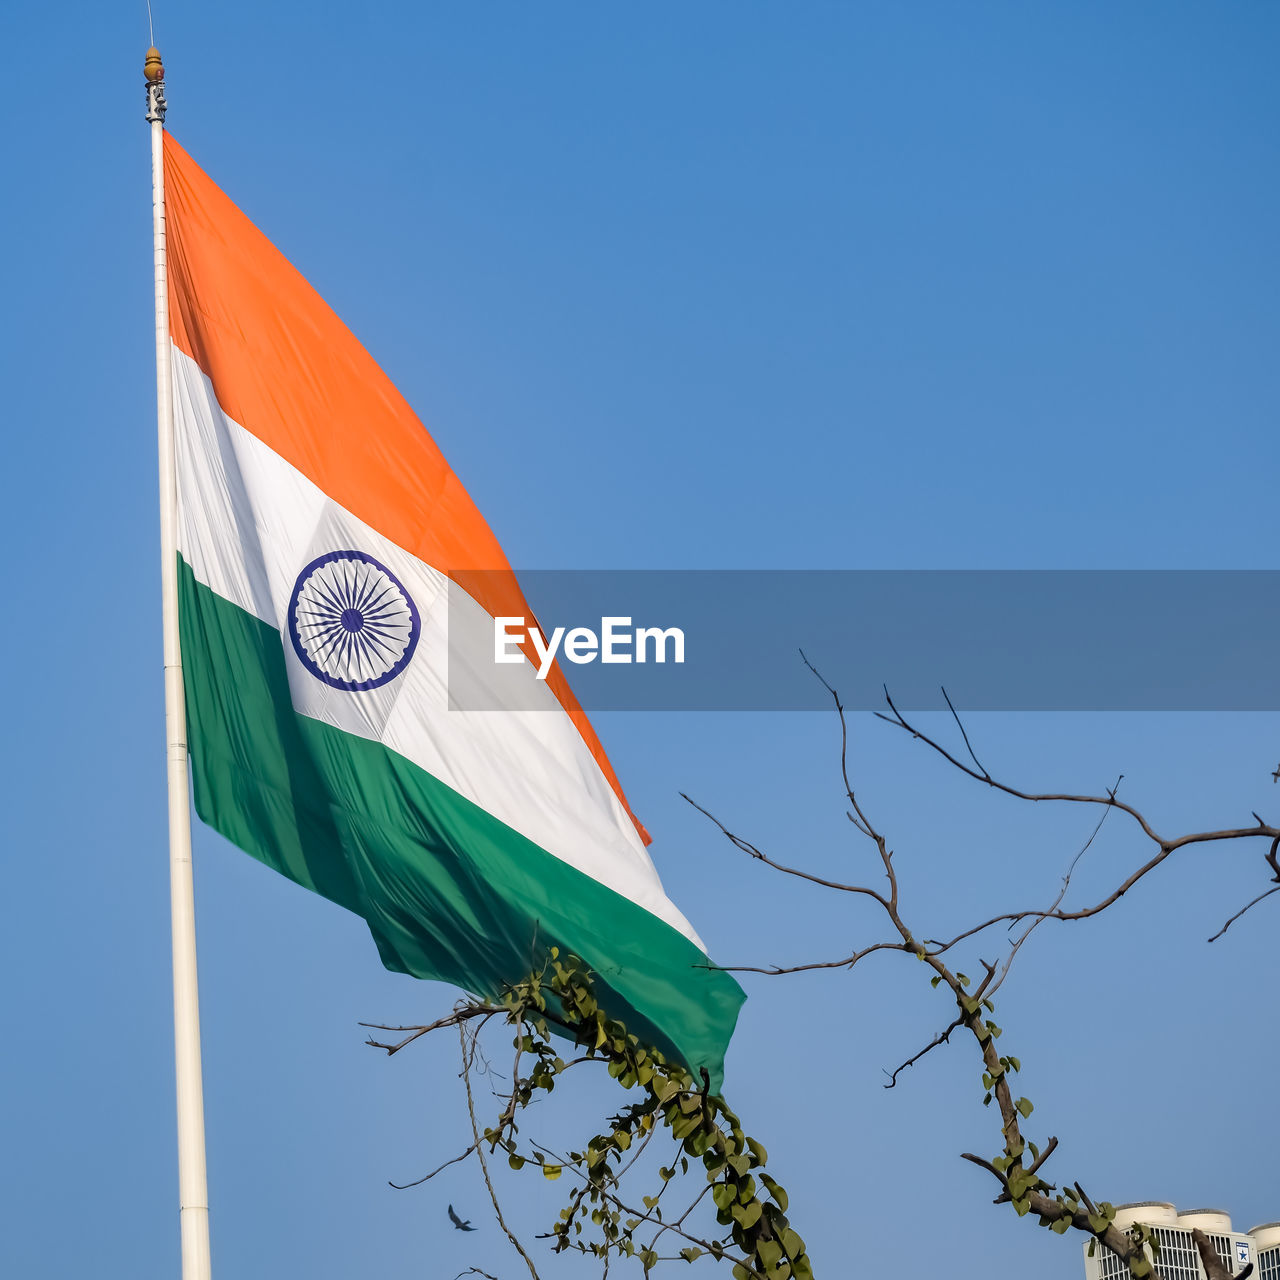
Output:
459 1023 541 1280
884 1014 966 1088
388 1141 479 1189
706 941 907 976
646 1181 714 1255
878 688 1280 857
681 793 889 905
1208 884 1280 942
800 649 887 848
941 685 991 780
362 1005 498 1055
983 790 1118 1001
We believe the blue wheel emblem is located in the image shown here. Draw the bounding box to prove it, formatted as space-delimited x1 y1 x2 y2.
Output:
288 550 420 691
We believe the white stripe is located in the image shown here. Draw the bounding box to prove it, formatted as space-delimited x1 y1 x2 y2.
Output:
172 345 703 949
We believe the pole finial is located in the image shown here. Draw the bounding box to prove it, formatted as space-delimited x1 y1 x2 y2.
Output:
144 46 167 123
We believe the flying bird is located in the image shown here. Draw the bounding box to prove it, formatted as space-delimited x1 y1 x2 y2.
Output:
448 1204 476 1232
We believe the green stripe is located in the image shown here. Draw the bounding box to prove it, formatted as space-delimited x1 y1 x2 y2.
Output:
178 557 743 1087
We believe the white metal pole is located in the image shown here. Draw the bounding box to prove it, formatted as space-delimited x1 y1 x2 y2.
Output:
147 47 213 1280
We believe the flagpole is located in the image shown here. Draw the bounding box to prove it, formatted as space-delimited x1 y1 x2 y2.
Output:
146 46 213 1280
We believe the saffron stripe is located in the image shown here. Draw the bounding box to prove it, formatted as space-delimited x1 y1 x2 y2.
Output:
163 130 647 843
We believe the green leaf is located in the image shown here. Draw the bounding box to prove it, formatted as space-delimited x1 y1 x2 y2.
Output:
1016 1097 1034 1119
508 1154 525 1170
758 1238 784 1269
760 1172 789 1211
542 1164 562 1180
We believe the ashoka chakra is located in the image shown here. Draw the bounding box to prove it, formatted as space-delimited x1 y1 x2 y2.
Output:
288 550 420 691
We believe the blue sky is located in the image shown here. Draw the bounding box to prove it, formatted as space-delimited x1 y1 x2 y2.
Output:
1 3 1277 1277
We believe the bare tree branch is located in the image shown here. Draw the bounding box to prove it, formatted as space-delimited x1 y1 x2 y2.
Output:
982 791 1117 1003
941 684 992 781
705 941 907 977
1028 1137 1059 1179
681 661 1280 1280
362 1005 499 1055
884 1014 966 1088
876 688 1280 858
389 1141 478 1190
681 793 889 905
800 648 887 851
377 654 1274 1280
1208 884 1280 943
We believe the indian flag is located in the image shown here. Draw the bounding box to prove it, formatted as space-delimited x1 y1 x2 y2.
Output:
163 133 744 1086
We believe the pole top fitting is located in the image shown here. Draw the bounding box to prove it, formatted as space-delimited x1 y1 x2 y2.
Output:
145 47 167 123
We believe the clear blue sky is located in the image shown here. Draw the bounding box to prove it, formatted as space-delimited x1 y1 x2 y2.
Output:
2 4 1277 1277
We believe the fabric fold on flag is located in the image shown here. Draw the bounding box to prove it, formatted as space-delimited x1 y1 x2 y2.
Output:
163 132 744 1086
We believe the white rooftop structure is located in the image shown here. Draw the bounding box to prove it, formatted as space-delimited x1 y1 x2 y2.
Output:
1082 1204 1278 1280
